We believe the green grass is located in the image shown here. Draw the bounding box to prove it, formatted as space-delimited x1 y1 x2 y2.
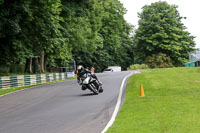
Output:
107 67 200 133
0 77 76 96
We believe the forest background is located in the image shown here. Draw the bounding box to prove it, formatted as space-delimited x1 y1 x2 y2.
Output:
0 0 196 75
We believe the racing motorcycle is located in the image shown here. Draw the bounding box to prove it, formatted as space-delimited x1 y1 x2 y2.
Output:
78 73 103 95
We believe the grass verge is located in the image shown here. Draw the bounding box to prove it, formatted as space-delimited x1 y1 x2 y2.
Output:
107 67 200 133
0 77 76 96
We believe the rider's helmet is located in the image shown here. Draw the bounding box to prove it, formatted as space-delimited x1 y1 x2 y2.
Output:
77 65 84 73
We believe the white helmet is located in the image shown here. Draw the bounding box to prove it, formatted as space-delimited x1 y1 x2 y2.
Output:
77 65 84 72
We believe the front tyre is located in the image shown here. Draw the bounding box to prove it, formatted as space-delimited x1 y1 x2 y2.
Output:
99 87 103 93
88 84 99 95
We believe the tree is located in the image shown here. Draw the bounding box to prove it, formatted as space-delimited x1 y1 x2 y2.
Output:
60 0 103 54
115 21 134 70
0 0 134 74
134 1 196 67
94 0 134 71
0 0 71 74
24 0 65 73
0 0 31 66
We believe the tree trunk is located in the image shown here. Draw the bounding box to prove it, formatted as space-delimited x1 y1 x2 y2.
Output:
24 58 32 74
33 57 39 74
39 51 45 73
44 54 47 72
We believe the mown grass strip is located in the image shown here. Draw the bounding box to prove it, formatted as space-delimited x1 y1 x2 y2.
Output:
0 77 76 96
107 67 200 133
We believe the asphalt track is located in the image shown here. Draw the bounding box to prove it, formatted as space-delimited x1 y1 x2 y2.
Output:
0 71 132 133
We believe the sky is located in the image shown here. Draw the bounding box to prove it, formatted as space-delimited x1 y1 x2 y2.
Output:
119 0 200 48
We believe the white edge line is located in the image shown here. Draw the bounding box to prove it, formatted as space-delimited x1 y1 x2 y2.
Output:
101 71 134 133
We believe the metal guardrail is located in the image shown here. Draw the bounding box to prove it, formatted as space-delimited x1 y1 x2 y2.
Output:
0 72 75 89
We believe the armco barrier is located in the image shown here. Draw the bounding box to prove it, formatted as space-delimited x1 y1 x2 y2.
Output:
0 72 75 90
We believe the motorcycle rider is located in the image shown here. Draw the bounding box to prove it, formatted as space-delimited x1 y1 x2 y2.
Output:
77 65 102 91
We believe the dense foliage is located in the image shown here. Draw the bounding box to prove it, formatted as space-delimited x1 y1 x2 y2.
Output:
0 0 196 74
0 0 134 74
0 0 67 73
60 0 134 71
134 1 196 67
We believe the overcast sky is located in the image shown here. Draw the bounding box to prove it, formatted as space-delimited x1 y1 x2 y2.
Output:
119 0 200 48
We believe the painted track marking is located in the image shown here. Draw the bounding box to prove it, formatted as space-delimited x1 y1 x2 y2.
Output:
101 71 134 133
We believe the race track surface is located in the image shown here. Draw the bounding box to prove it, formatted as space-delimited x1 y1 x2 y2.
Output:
0 71 132 133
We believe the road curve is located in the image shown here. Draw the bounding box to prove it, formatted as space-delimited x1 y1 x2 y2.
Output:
0 71 132 133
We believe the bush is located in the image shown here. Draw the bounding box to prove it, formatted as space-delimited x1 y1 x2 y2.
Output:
127 64 149 70
10 64 25 73
144 53 173 68
0 64 25 76
0 66 10 75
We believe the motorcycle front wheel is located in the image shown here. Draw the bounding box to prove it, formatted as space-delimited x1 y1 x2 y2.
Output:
88 84 99 95
99 86 103 93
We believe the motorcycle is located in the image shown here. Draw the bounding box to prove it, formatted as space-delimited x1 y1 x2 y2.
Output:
78 73 103 95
